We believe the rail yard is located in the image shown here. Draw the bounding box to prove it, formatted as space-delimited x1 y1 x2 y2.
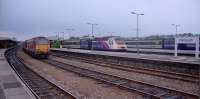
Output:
0 44 197 99
17 47 142 99
5 48 77 99
1 0 200 99
0 35 199 99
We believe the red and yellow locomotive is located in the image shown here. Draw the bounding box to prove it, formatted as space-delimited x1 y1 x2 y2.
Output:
23 37 50 58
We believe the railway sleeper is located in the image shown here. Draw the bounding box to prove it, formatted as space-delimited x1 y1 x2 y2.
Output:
44 59 196 99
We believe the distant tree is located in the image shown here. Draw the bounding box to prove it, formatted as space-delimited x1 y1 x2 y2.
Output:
52 40 61 48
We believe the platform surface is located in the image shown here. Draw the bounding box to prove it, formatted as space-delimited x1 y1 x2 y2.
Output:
51 48 200 65
0 49 34 99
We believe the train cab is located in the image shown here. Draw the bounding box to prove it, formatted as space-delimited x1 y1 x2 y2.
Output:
23 37 50 58
80 36 127 51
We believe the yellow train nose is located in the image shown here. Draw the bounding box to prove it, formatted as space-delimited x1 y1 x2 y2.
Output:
36 45 49 54
118 45 127 49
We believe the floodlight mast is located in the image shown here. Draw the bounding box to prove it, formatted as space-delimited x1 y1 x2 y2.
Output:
131 11 144 55
87 22 98 50
172 24 180 37
87 22 98 37
65 28 75 39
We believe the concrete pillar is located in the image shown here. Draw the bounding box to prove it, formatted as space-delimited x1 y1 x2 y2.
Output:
196 37 199 58
199 64 200 99
174 37 178 57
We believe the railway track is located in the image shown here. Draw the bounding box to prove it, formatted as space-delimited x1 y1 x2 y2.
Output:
51 52 199 83
5 48 77 99
43 58 198 99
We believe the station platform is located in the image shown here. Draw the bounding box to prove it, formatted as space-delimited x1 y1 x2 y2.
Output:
0 49 34 99
51 48 200 65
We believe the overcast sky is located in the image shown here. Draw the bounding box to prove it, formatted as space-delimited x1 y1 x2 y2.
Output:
0 0 199 40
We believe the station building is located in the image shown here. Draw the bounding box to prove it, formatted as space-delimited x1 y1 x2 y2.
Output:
0 37 17 48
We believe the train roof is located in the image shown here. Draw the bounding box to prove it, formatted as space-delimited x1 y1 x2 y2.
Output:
31 36 47 39
47 36 61 41
25 36 46 40
25 36 48 42
63 39 80 42
97 36 121 39
95 36 124 40
80 36 123 40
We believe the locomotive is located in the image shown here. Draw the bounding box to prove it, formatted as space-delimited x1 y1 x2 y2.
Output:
80 36 127 51
23 37 50 58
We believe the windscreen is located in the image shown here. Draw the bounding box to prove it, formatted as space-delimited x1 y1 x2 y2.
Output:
37 38 49 44
115 38 125 44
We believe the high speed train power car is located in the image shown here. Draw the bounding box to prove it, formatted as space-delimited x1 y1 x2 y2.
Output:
23 37 50 58
80 36 127 51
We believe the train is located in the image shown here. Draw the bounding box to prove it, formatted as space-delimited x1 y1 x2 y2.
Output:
126 39 163 49
62 39 80 48
23 37 50 58
61 36 200 51
126 37 200 50
80 36 127 51
162 38 200 50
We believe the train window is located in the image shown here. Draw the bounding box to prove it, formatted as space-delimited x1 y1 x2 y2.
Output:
37 39 49 44
109 40 113 45
115 38 125 44
126 41 161 45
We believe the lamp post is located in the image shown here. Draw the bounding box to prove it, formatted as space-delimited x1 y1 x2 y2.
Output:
60 32 64 40
131 12 144 55
54 32 59 40
172 24 180 57
87 22 98 50
87 22 98 37
172 24 180 37
65 28 75 39
65 28 75 48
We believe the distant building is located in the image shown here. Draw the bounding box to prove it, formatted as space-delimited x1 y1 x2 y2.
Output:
0 37 17 48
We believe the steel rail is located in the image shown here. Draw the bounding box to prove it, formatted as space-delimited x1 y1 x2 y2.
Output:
5 48 77 99
43 58 198 99
51 53 198 83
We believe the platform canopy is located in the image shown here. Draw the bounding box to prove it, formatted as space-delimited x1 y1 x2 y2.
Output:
0 37 17 48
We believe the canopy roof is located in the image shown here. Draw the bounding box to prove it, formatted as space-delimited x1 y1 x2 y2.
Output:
0 37 16 41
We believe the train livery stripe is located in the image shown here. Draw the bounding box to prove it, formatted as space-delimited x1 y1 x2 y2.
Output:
101 41 109 49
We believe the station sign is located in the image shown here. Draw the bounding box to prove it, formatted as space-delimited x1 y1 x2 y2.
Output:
175 36 199 58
